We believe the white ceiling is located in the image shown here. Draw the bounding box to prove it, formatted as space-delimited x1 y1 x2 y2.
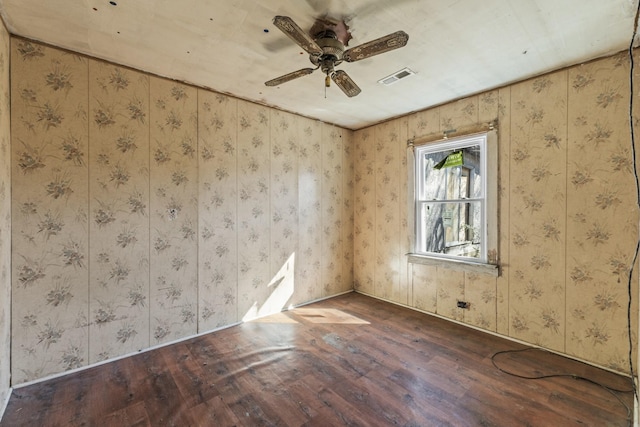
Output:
0 0 638 130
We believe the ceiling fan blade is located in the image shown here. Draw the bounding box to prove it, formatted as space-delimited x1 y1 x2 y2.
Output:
331 70 361 97
265 68 316 87
343 31 409 62
273 16 323 56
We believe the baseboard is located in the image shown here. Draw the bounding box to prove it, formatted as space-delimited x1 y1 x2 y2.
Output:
354 290 631 378
290 289 354 309
0 387 12 423
12 319 243 389
13 289 355 389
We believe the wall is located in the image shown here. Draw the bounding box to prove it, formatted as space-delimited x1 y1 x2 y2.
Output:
7 35 636 388
0 17 11 411
9 37 353 385
354 51 639 373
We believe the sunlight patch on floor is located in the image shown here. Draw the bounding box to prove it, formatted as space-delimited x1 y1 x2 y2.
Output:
294 308 370 324
249 312 299 324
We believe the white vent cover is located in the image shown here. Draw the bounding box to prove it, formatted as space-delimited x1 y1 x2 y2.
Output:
378 67 415 86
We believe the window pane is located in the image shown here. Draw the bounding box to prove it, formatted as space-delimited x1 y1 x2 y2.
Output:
417 201 482 259
419 144 483 201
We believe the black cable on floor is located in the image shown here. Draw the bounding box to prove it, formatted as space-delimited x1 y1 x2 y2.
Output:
491 348 633 424
490 5 640 427
628 0 640 409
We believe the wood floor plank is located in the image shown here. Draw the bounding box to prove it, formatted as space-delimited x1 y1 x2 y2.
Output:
231 371 310 426
102 401 151 427
159 342 218 409
300 373 375 426
190 395 243 426
1 292 634 426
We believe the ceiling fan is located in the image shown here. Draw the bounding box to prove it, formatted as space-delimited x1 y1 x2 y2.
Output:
265 16 409 97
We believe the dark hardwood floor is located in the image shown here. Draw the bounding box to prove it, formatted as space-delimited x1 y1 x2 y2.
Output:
1 292 634 426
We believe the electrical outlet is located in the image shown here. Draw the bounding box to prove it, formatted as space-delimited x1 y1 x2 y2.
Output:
457 300 469 309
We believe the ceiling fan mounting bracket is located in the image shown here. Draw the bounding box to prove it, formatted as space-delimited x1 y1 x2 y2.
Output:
310 19 352 46
266 15 409 97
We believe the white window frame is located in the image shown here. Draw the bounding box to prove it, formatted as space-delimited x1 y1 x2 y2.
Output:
409 130 498 275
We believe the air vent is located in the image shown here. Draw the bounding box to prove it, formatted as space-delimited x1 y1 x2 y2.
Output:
378 67 415 86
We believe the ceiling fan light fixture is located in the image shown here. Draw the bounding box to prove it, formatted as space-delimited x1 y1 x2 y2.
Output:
378 67 415 86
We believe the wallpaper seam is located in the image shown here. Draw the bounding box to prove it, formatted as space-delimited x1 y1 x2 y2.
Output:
507 86 512 339
404 120 412 306
235 99 239 322
321 125 325 298
564 71 569 354
86 58 91 364
8 38 12 388
147 72 151 346
506 87 511 335
269 109 273 289
494 93 499 333
503 88 510 335
195 88 199 334
5 34 11 392
371 129 376 297
396 122 402 305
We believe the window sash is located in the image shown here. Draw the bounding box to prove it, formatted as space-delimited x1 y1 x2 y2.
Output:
417 147 485 201
416 200 486 260
414 133 488 262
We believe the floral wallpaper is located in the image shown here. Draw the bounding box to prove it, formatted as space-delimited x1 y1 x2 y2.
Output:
0 19 11 409
296 119 324 304
565 54 638 368
149 77 198 345
509 71 568 352
88 61 150 363
354 52 639 373
198 89 239 329
236 101 272 320
353 128 375 296
7 33 636 388
9 37 353 385
11 39 90 384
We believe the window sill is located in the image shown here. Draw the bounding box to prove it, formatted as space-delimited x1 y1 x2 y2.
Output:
407 253 500 277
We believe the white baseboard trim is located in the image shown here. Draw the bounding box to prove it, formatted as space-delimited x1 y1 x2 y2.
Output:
290 289 354 309
0 387 12 422
354 290 631 378
12 319 237 389
13 289 355 389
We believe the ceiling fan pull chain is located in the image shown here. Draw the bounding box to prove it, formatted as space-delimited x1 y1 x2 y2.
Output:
325 74 330 98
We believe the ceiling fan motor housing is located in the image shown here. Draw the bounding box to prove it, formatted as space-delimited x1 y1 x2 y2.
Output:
310 30 345 71
267 16 408 97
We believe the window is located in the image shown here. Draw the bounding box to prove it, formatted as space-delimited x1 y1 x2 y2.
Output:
413 131 497 268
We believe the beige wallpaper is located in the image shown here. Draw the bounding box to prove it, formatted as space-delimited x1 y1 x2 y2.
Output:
149 77 198 345
88 61 149 362
11 39 90 383
10 38 353 385
6 33 637 386
354 52 639 373
565 55 638 367
0 18 11 409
